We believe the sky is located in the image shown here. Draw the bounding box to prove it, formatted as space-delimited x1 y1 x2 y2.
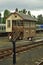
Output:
0 0 43 17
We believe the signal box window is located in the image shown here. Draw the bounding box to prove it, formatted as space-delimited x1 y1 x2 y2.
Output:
12 20 16 26
7 20 10 28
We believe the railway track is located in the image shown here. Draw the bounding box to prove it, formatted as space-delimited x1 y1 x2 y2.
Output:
0 40 43 59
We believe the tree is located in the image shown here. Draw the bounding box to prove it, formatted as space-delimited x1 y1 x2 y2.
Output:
37 14 43 24
15 8 18 12
28 11 31 16
0 13 1 23
4 9 10 18
2 18 6 24
3 9 10 23
22 9 27 14
32 15 36 18
19 10 23 13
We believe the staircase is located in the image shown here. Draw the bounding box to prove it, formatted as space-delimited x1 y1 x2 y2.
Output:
12 29 20 41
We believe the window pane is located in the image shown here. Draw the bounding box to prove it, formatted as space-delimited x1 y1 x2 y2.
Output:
23 21 29 27
16 20 20 26
12 20 23 26
30 22 35 27
12 20 16 26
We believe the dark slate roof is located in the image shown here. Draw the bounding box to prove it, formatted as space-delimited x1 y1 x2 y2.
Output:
6 12 37 21
17 12 37 21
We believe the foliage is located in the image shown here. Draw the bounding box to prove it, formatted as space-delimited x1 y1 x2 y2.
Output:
0 13 1 23
4 9 10 18
3 9 10 23
19 10 23 13
37 14 43 24
22 9 27 14
2 17 6 24
28 11 31 16
19 9 27 14
15 8 18 12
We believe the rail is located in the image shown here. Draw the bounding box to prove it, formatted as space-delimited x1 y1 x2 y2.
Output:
0 40 43 59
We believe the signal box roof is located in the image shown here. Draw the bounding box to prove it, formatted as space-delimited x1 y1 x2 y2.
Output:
6 12 37 21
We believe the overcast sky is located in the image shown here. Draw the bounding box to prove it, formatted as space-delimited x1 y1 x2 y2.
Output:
0 0 43 17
